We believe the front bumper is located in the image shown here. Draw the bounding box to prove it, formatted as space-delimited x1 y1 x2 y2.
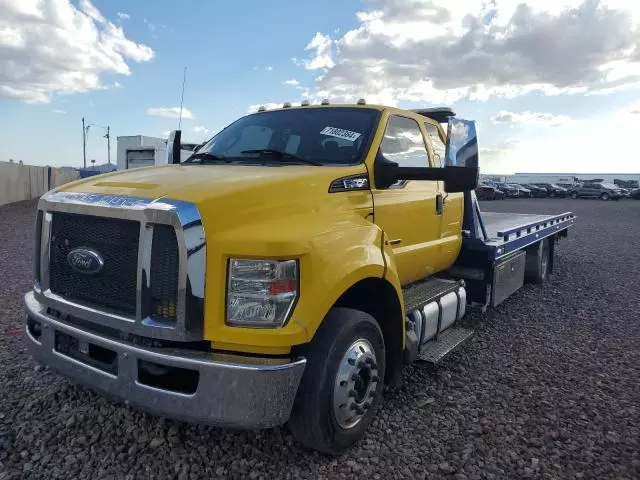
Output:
24 291 306 429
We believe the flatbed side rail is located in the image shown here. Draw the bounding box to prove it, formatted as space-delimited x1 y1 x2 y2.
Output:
488 213 576 260
496 212 576 242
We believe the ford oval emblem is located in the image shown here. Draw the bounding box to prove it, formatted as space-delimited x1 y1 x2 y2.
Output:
67 247 104 275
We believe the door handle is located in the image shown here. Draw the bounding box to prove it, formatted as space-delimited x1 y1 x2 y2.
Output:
435 193 444 215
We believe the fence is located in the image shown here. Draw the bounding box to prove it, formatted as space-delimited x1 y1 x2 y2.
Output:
0 162 80 207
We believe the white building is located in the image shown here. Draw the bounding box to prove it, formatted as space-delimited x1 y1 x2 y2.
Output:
116 135 194 170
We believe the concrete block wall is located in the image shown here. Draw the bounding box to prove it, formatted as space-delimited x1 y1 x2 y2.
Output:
0 162 80 207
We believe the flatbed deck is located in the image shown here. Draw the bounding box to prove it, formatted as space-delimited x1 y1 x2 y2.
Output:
461 192 576 260
481 212 557 240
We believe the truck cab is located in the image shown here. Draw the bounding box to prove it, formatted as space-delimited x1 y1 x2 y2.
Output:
24 102 574 454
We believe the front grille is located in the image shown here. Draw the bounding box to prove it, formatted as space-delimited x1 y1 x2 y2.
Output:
49 212 140 315
149 225 179 323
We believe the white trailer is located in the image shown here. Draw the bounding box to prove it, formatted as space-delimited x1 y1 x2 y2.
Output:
504 174 578 185
116 136 193 170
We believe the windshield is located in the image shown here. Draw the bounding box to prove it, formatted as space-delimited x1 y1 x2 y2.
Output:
186 107 379 166
601 183 618 189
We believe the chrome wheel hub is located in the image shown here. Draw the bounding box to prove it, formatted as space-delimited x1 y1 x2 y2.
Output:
333 339 379 429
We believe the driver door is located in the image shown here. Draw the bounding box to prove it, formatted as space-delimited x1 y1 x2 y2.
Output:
372 114 444 286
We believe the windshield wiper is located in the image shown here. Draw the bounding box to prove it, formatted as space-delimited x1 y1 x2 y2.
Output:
240 149 321 166
186 152 232 164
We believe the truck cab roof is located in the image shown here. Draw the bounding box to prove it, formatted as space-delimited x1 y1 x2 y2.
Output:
252 102 456 124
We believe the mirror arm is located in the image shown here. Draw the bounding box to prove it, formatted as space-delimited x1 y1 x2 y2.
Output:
395 167 445 181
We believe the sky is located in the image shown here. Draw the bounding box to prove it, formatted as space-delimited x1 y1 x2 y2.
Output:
1 0 639 174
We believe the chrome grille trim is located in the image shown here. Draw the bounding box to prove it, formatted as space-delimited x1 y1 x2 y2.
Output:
35 191 206 342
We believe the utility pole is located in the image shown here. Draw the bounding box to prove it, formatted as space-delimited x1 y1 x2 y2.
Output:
104 126 111 165
82 117 87 168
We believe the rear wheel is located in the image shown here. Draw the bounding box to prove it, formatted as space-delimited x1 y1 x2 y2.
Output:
570 191 578 199
288 308 386 454
601 192 610 201
525 238 551 284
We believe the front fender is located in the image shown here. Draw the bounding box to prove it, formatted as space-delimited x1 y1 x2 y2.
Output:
202 213 388 352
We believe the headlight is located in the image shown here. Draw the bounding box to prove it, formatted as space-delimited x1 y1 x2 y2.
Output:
226 259 298 328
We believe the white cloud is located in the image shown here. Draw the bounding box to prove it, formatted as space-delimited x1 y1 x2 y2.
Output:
117 12 130 20
284 79 300 86
194 125 212 134
266 66 274 71
304 33 335 70
609 100 640 126
52 109 66 114
295 0 640 104
491 111 571 127
0 0 153 104
146 107 194 119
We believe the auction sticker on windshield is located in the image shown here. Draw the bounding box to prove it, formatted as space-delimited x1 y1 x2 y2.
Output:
320 126 362 142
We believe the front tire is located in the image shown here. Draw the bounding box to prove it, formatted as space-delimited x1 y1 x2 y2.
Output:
601 192 610 201
288 308 386 454
570 191 578 199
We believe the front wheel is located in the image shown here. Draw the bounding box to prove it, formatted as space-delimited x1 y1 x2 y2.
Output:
288 308 386 454
601 192 610 201
570 191 578 199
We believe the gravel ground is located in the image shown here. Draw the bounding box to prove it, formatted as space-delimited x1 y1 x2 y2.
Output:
1 198 639 480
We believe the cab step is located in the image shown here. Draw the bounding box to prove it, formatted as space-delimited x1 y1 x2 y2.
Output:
403 277 464 312
417 327 474 364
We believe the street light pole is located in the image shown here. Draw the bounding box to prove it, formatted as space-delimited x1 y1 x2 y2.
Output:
82 117 87 168
104 126 111 165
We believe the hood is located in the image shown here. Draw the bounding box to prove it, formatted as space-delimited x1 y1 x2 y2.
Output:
58 163 371 233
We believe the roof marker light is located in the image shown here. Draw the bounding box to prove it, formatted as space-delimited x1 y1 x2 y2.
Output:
257 106 266 112
283 102 292 108
321 98 330 105
357 98 366 105
301 100 310 106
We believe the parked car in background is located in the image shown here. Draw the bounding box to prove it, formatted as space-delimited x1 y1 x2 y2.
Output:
523 184 549 198
495 183 520 198
569 182 623 200
530 183 568 198
510 184 532 197
557 183 575 190
631 188 640 200
476 185 505 200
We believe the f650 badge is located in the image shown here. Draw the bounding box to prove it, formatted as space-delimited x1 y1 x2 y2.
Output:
67 247 104 275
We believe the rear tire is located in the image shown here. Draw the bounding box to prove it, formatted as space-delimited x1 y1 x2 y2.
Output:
525 238 550 285
570 191 578 199
601 192 610 201
288 308 386 454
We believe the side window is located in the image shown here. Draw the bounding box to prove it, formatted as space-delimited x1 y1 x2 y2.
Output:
224 125 273 155
380 115 429 168
424 123 446 167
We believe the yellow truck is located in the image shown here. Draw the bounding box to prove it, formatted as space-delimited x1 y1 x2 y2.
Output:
24 102 575 453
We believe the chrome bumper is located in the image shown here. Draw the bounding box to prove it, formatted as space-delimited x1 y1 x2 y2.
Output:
24 291 306 429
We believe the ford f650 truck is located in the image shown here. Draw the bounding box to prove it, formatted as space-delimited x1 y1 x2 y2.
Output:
24 102 575 454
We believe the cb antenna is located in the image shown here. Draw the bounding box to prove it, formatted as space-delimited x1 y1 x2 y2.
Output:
178 66 187 130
